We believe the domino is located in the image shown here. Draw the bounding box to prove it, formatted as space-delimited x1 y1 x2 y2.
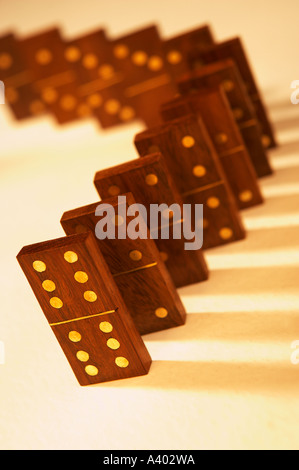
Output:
160 86 264 209
178 58 273 177
17 231 152 386
93 153 209 287
60 192 187 336
134 114 246 250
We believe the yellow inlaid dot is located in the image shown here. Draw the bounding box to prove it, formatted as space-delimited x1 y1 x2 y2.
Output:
193 165 206 177
29 100 44 115
222 79 234 92
113 44 129 59
65 46 81 62
207 197 220 209
105 99 121 115
107 338 120 350
35 48 52 65
119 106 135 121
60 94 77 111
112 215 124 226
99 321 113 333
50 297 63 309
85 365 99 376
64 251 78 263
145 173 158 186
239 190 253 202
83 291 97 302
42 280 56 292
159 251 169 262
6 88 18 104
98 64 114 80
0 53 13 70
155 307 168 318
115 356 129 368
182 135 195 148
132 50 148 66
87 93 103 108
41 87 58 104
215 133 228 144
129 250 142 261
108 185 121 196
233 108 244 120
82 53 98 69
219 227 233 240
77 103 91 117
148 55 163 71
167 50 182 65
74 271 89 283
76 350 89 362
68 331 81 342
33 260 46 272
262 135 271 148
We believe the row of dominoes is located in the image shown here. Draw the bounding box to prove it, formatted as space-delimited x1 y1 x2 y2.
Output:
16 22 277 386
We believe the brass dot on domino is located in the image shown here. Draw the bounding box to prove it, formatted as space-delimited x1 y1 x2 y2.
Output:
106 338 120 350
132 50 148 66
104 99 121 115
222 79 234 92
98 64 114 80
159 251 169 262
35 48 52 65
74 271 89 283
129 250 142 261
145 173 158 186
182 135 195 148
49 297 63 309
87 93 103 108
115 357 129 368
215 133 228 144
29 100 44 115
68 331 82 342
76 350 89 362
119 106 135 121
207 197 220 209
113 44 129 59
41 87 58 104
192 165 206 177
65 46 81 62
167 50 182 64
239 190 253 202
82 53 98 69
219 227 233 240
64 251 78 263
99 321 113 333
262 135 271 148
0 52 13 70
33 260 46 272
108 185 121 196
232 108 244 120
83 291 97 302
60 95 77 111
85 365 99 376
148 55 163 71
42 280 56 292
155 307 168 318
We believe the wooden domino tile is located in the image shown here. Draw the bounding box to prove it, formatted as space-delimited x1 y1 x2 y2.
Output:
63 28 136 127
160 86 264 210
0 32 45 120
189 37 278 149
162 25 215 81
108 25 177 127
19 28 85 125
178 58 273 177
17 232 152 386
134 115 246 250
94 154 209 287
60 193 187 336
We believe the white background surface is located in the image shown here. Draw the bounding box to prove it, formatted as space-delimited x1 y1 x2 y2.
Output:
0 0 299 450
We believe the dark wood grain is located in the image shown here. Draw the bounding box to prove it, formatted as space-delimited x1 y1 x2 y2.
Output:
160 86 265 210
135 115 246 250
178 59 273 177
17 231 152 386
94 154 209 287
188 37 278 149
0 33 45 120
61 192 187 335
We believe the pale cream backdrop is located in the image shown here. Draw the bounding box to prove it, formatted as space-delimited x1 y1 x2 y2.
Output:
0 0 299 450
